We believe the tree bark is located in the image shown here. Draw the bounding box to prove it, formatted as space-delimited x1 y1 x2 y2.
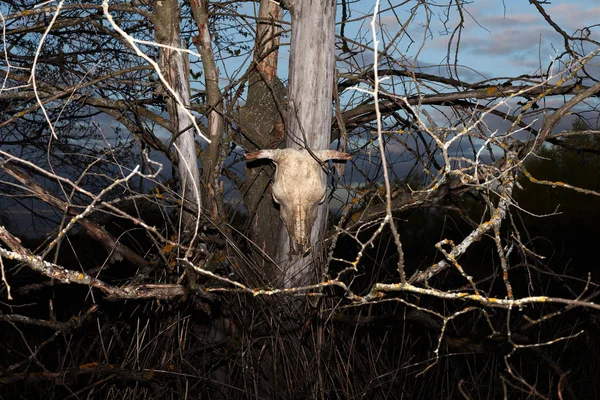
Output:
154 0 202 231
238 0 285 280
190 0 225 220
279 0 337 287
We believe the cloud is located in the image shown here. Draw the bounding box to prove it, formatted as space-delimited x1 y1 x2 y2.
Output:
479 13 539 28
545 4 600 31
434 1 600 76
461 25 561 59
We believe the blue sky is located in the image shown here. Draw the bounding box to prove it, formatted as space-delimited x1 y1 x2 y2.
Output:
340 0 600 80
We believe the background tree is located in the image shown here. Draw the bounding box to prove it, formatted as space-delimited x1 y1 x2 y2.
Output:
1 0 600 398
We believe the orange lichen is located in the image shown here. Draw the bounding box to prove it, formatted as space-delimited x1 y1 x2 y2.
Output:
79 362 99 369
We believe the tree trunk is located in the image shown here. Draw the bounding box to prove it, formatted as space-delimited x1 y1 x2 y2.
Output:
278 0 337 287
238 0 285 281
154 0 202 231
190 0 225 220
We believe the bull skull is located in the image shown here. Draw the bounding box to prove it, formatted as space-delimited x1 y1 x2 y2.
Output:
246 148 351 254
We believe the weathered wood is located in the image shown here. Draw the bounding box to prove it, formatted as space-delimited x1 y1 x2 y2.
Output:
279 0 337 287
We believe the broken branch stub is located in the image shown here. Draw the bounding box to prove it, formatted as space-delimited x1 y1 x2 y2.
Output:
246 148 351 254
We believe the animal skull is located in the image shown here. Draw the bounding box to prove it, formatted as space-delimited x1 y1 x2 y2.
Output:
246 148 351 254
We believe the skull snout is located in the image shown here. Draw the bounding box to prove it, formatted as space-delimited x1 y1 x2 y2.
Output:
279 200 321 254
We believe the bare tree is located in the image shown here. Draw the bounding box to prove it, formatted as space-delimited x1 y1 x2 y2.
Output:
1 0 600 398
